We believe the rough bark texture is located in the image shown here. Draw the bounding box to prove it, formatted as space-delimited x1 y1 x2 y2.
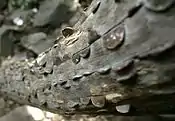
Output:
0 0 175 116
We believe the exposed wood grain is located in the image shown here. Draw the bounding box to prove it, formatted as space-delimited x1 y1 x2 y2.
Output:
0 0 175 116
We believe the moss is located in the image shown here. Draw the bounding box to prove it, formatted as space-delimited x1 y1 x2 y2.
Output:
8 0 40 11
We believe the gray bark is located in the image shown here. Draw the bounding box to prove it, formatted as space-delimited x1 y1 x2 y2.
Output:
0 0 175 116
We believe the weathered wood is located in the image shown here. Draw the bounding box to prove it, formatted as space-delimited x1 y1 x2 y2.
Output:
0 0 175 116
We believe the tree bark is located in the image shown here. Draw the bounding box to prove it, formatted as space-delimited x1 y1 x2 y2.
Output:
0 0 175 116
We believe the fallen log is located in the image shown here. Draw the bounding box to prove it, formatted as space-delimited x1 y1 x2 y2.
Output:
0 0 175 117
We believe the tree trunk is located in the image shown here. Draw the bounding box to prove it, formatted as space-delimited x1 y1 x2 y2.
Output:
0 0 175 116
